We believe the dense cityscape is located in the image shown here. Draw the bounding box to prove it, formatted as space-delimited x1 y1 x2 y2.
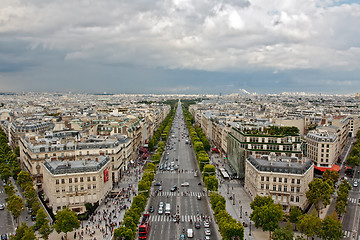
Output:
0 92 359 240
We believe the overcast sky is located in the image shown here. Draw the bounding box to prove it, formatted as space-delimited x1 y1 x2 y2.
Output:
0 0 359 94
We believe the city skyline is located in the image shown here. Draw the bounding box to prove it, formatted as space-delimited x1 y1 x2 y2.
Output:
1 0 360 94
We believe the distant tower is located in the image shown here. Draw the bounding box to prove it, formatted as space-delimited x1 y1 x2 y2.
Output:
356 92 360 100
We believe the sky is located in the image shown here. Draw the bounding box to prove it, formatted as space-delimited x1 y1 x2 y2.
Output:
0 0 360 95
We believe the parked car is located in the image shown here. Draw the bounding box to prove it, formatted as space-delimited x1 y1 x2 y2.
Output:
181 182 189 187
0 204 5 210
195 221 201 229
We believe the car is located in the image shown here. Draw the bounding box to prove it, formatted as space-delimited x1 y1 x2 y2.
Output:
194 172 198 177
0 204 5 210
159 202 164 208
149 206 154 213
167 166 171 171
170 167 174 171
181 182 190 187
180 234 185 240
195 221 201 229
205 229 211 236
205 236 210 240
154 182 162 186
197 195 201 200
1 234 7 240
159 186 163 191
158 207 163 215
174 165 179 170
31 215 36 221
204 221 210 228
354 181 358 187
159 165 163 170
170 185 178 192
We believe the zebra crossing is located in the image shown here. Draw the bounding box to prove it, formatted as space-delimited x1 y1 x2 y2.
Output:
149 215 200 222
156 191 206 197
0 190 4 194
348 197 359 204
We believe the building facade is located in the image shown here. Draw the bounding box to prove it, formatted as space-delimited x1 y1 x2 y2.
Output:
245 155 314 211
42 156 112 214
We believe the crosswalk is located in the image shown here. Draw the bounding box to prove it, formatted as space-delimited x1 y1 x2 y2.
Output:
0 190 4 194
348 198 359 204
156 191 206 197
149 215 200 222
343 230 352 238
343 230 360 239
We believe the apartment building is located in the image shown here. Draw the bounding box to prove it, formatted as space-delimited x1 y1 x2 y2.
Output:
227 126 303 178
19 131 131 188
245 155 314 212
306 128 339 170
42 156 112 214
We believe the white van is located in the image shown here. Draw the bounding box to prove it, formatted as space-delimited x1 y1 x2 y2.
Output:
187 228 193 238
165 203 171 215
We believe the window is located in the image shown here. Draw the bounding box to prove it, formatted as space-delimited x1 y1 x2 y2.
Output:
75 178 78 183
279 178 282 183
291 186 295 192
62 187 65 192
45 154 48 158
93 184 96 189
80 177 83 182
69 178 72 183
69 186 73 192
273 185 276 191
87 151 89 155
56 188 60 193
80 185 84 191
297 187 300 193
261 176 264 181
297 179 301 184
284 178 287 183
296 196 300 202
292 179 295 184
88 184 91 190
290 196 294 202
53 153 56 156
75 186 78 192
87 177 91 182
261 184 264 190
284 186 287 192
266 184 269 190
266 177 269 181
278 186 282 191
56 179 59 185
93 176 96 181
273 177 276 182
61 179 65 184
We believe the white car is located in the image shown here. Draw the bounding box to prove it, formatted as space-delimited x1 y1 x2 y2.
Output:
354 181 358 187
181 182 190 187
0 204 5 210
158 207 163 215
205 229 211 236
204 221 210 228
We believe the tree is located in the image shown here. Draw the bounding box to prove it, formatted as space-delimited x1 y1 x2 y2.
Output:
54 208 80 240
39 221 53 240
17 171 33 190
305 178 334 216
12 222 36 240
204 175 218 191
34 208 48 230
288 206 303 230
7 194 24 226
223 222 244 240
297 212 321 240
0 166 11 182
272 222 294 240
250 196 283 238
114 226 134 240
322 170 339 185
4 182 15 196
318 214 343 240
346 155 359 168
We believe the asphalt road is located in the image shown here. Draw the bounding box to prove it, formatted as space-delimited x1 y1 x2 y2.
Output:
342 168 360 240
0 181 15 237
146 103 218 240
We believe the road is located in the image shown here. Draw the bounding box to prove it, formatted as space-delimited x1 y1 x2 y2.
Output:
0 181 15 237
342 167 360 240
146 102 218 240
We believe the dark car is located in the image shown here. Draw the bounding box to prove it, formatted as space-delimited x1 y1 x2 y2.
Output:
31 215 36 221
170 185 178 192
149 206 154 213
195 221 201 229
154 182 162 186
1 234 7 240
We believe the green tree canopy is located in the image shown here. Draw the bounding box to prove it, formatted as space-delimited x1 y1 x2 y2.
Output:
305 178 334 216
54 208 80 240
272 222 294 240
297 212 321 239
322 170 339 185
17 170 33 190
318 214 343 240
6 194 24 226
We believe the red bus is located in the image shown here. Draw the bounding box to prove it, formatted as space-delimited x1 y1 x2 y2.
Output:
139 214 150 239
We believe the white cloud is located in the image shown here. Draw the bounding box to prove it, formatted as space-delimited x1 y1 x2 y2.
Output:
0 0 359 73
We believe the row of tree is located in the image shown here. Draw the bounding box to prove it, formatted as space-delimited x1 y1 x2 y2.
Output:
346 131 360 167
210 192 244 240
113 160 156 239
250 195 344 240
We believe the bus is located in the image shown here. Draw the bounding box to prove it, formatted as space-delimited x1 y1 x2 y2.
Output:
139 214 150 239
219 168 229 179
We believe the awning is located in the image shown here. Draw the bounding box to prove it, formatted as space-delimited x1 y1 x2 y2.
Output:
314 164 340 172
